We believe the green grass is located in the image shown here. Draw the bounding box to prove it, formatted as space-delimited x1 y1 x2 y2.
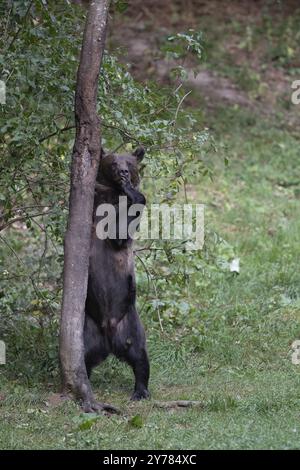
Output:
1 361 300 449
1 103 300 449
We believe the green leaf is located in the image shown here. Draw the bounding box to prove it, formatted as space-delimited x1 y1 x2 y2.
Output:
129 414 144 428
75 414 99 431
114 1 128 13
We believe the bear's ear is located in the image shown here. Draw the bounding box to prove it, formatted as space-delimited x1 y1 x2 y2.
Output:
132 146 145 162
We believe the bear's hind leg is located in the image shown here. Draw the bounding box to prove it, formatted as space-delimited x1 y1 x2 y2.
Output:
84 315 109 378
113 311 150 400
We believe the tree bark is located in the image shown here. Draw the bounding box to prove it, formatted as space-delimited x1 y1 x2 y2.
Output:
60 0 112 412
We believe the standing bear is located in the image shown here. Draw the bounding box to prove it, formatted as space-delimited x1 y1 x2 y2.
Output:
84 147 150 401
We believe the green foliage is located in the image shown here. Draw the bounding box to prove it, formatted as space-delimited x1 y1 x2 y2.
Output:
0 0 217 380
162 30 203 60
261 11 300 68
113 0 128 14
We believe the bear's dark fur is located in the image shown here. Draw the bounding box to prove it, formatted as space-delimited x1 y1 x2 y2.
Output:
84 147 150 400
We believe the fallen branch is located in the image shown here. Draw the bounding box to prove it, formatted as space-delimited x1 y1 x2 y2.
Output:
266 177 300 188
152 400 204 410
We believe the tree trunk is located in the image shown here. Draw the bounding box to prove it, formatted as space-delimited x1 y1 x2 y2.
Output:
60 0 111 412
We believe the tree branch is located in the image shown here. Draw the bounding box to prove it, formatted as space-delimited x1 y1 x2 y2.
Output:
0 210 53 232
39 125 75 143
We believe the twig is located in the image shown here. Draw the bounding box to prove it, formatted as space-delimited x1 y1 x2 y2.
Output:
135 241 188 253
31 218 49 281
151 84 183 118
153 280 163 332
174 90 192 122
152 400 204 410
272 179 300 188
181 175 189 204
102 123 140 143
0 210 53 232
135 253 151 317
39 125 75 143
135 253 164 332
7 0 34 50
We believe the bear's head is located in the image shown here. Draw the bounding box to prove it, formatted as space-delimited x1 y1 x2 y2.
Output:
97 147 145 204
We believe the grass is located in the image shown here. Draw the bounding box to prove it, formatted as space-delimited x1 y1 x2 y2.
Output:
1 361 300 449
1 103 300 449
1 6 300 450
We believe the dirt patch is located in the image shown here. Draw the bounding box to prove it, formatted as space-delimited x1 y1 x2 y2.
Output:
44 393 70 409
109 0 300 123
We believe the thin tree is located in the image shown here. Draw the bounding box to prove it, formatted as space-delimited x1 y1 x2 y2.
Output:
60 0 114 413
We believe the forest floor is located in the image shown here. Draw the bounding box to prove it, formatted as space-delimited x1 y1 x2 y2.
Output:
1 0 300 450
